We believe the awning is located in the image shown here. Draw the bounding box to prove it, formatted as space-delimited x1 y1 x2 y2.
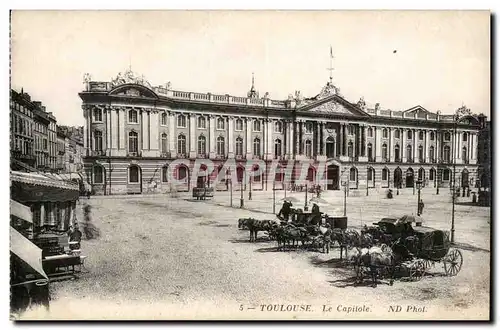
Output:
10 199 32 223
10 226 48 280
11 170 80 203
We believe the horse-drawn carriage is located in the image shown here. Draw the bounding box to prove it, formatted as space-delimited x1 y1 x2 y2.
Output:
354 216 463 286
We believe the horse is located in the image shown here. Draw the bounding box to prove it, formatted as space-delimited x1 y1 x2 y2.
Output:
354 244 396 288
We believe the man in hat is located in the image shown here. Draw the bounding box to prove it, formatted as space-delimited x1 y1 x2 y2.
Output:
68 224 82 250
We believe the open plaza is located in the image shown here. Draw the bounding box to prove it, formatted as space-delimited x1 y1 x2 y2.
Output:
18 187 490 320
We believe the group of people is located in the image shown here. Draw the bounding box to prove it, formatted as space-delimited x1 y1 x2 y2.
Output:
277 200 322 224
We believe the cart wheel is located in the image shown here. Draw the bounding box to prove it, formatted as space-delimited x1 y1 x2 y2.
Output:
423 259 433 271
409 260 425 281
443 249 463 276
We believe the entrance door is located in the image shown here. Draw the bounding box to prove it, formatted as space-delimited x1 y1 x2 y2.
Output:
327 165 339 190
406 169 415 188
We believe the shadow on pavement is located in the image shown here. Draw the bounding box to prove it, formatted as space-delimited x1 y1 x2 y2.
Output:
455 201 490 207
309 256 350 269
452 242 490 253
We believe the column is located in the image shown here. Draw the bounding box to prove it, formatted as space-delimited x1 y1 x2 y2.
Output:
471 133 477 161
150 110 159 156
227 116 234 158
401 129 407 162
266 119 273 160
339 123 344 156
110 108 118 155
298 121 304 155
295 121 300 155
364 125 369 158
169 112 176 155
118 108 125 156
357 125 362 157
39 203 46 227
321 122 326 155
209 115 216 158
290 121 295 157
106 108 111 152
375 126 382 162
413 129 418 162
436 130 441 162
83 108 88 152
246 118 252 158
189 113 196 158
141 109 148 152
389 128 395 162
425 130 430 163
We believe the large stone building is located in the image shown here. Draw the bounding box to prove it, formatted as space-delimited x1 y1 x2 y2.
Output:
79 69 483 195
10 89 36 170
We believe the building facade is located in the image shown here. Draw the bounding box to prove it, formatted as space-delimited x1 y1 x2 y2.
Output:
476 115 491 189
80 69 483 195
56 126 85 174
10 90 36 170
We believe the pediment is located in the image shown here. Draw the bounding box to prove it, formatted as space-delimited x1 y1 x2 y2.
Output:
108 84 159 99
299 95 369 117
458 115 480 126
404 105 431 116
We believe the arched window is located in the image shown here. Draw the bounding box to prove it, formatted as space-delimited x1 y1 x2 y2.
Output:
406 145 412 162
418 145 424 162
429 146 435 162
367 168 375 187
253 137 261 156
128 131 138 153
382 128 388 138
430 131 435 140
429 168 435 181
395 144 400 162
463 132 468 141
274 139 282 158
161 113 168 126
94 165 104 184
94 130 103 151
235 119 243 131
443 146 451 162
419 131 424 140
216 136 225 156
395 129 400 139
161 133 168 154
129 165 140 183
347 141 353 157
198 135 206 155
177 134 186 155
444 132 451 141
253 120 261 132
177 114 186 128
382 143 388 160
418 168 425 181
162 166 168 182
443 168 450 181
367 143 373 161
462 147 467 161
349 167 357 182
367 127 373 137
305 122 313 133
197 116 206 129
382 167 389 181
217 117 225 130
305 140 312 157
93 108 102 122
128 110 138 123
326 137 335 158
407 130 413 139
274 121 282 133
178 166 188 180
235 137 243 156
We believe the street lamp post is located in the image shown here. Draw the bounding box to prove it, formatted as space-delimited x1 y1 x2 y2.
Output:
229 171 233 207
304 182 308 211
343 181 347 216
240 178 244 208
366 167 369 196
451 113 459 243
248 174 252 200
416 179 422 216
273 180 276 214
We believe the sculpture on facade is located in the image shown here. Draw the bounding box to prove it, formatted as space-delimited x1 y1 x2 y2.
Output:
357 96 366 110
110 69 153 88
317 82 340 100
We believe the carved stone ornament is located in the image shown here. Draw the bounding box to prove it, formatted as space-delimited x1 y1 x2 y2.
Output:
309 100 352 115
357 97 366 110
317 82 340 100
111 68 153 89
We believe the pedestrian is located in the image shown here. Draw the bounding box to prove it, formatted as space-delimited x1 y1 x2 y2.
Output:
418 199 425 216
68 224 82 250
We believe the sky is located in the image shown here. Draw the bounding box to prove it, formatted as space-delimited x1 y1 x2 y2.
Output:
10 10 490 127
